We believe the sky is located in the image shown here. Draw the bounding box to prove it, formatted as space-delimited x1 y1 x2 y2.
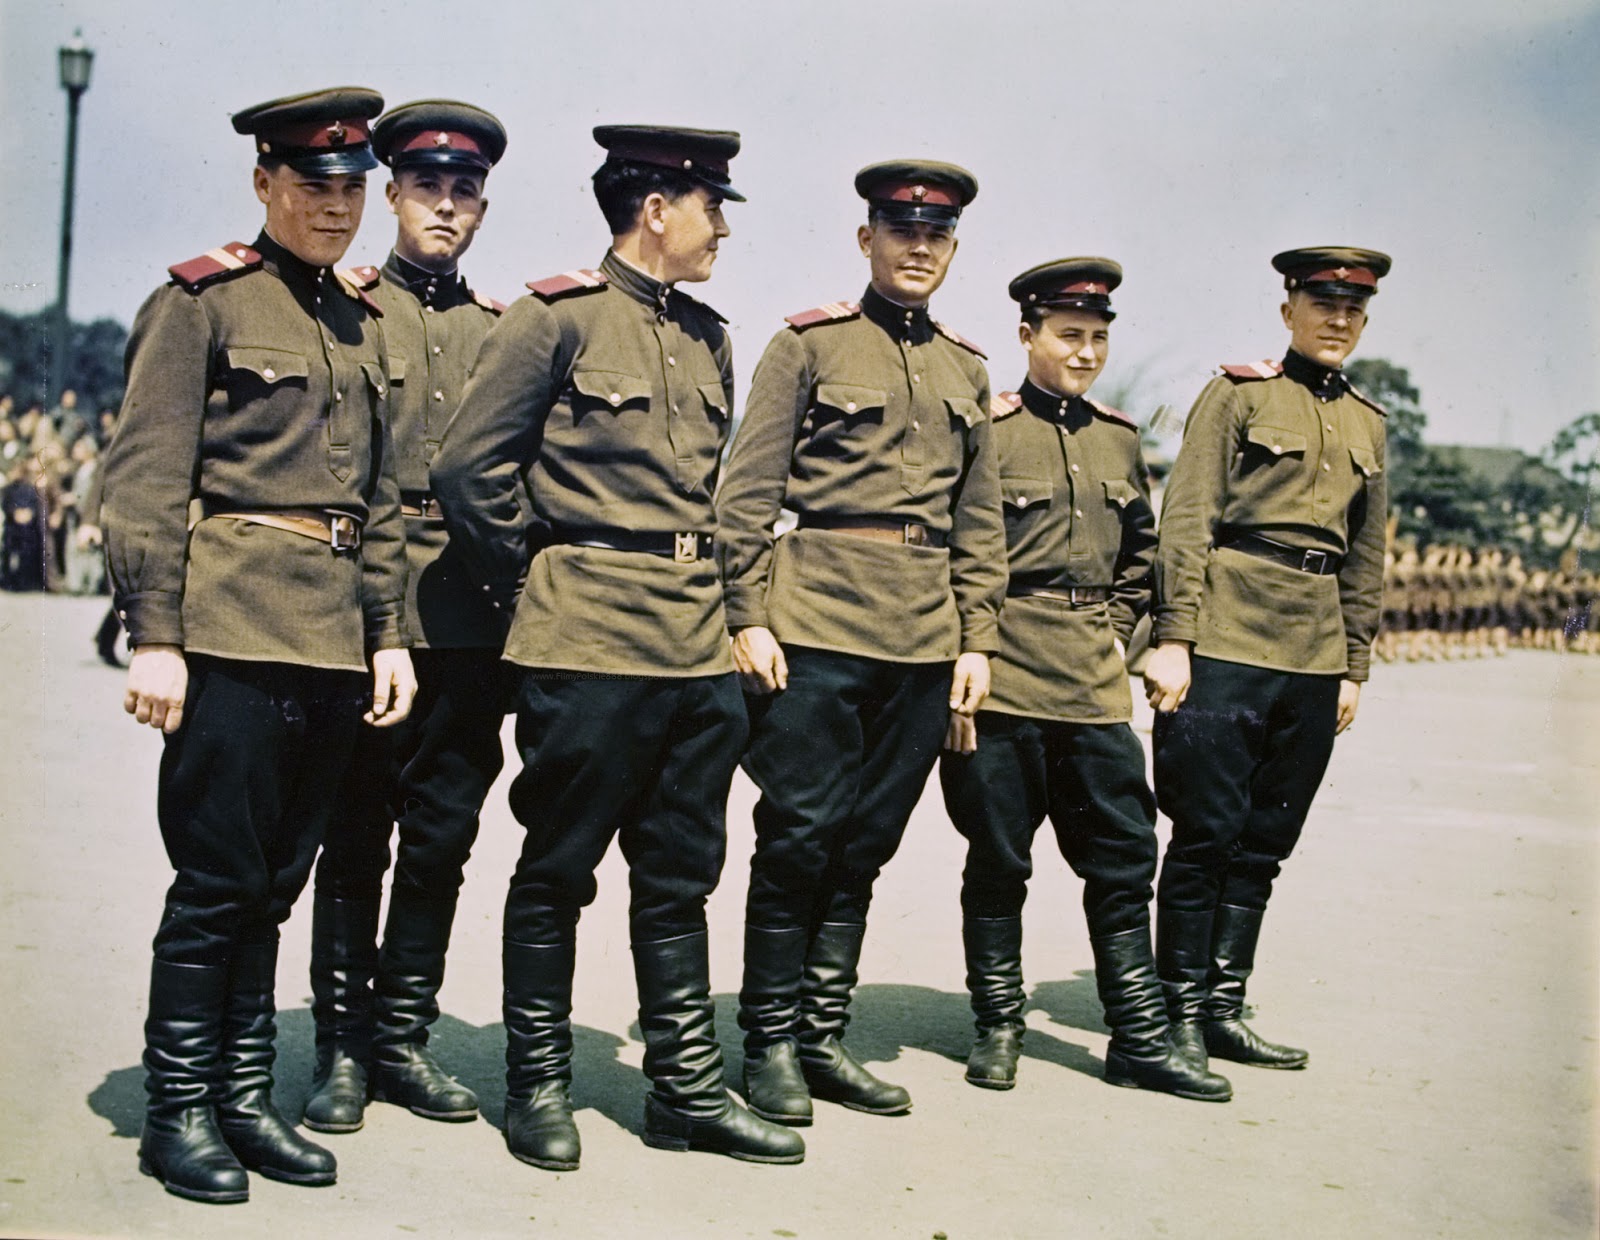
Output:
1 0 1596 453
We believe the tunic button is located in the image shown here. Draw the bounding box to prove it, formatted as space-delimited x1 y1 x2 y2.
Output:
426 306 435 314
334 392 343 402
327 339 336 348
1272 444 1283 454
1075 509 1084 518
262 367 276 380
912 419 921 430
912 374 921 384
609 393 622 405
1018 495 1028 505
667 356 677 366
1070 463 1080 473
845 402 857 412
434 391 445 401
1325 423 1333 432
673 404 681 413
433 346 442 355
1322 462 1331 471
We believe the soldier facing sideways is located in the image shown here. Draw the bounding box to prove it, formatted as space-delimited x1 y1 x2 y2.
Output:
102 88 415 1204
938 259 1230 1102
303 100 512 1137
430 125 803 1169
716 160 1007 1128
1144 246 1391 1075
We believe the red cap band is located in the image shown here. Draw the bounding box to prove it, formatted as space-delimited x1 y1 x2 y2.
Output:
262 117 371 150
872 180 961 207
397 129 485 157
1059 280 1110 295
1299 265 1378 288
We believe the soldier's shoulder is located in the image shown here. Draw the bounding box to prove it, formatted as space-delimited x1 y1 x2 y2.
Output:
1087 397 1138 430
526 268 609 302
334 267 384 315
469 287 508 315
167 242 262 293
933 319 987 359
990 391 1024 421
1218 359 1284 382
670 286 728 325
1345 380 1389 417
784 301 862 331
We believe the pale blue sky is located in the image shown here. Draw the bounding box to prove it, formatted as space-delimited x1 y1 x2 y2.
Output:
2 0 1595 451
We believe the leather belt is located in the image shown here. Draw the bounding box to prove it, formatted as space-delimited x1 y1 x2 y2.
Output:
1008 584 1111 605
798 515 947 548
206 507 362 550
1217 530 1342 575
401 491 444 520
551 528 713 563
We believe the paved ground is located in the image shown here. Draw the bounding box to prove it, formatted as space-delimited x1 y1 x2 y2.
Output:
1 593 1595 1240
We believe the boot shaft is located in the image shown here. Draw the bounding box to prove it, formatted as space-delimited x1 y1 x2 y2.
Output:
144 959 231 1114
962 916 1024 1031
632 932 725 1116
797 922 867 1047
219 941 280 1105
738 925 809 1051
308 894 381 1054
373 886 460 1050
503 937 577 1096
1090 926 1166 1058
1204 903 1267 1021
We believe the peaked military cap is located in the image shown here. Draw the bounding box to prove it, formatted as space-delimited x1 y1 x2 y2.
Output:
855 159 978 226
373 100 507 172
1009 257 1123 320
593 125 745 202
232 87 384 174
1272 246 1392 296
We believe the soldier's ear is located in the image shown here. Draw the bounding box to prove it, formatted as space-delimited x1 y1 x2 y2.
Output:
857 224 874 257
642 192 670 237
1018 321 1034 350
385 180 400 213
1280 299 1294 329
253 165 272 206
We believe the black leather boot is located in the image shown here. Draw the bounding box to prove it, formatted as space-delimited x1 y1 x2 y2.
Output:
737 924 812 1126
372 885 478 1121
1156 905 1215 1068
963 916 1025 1090
138 959 249 1204
217 941 336 1186
303 894 379 1133
634 932 804 1164
1203 904 1308 1069
796 922 910 1115
1092 926 1232 1102
503 936 581 1171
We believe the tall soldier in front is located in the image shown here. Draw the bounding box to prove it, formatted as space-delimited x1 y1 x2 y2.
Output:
102 88 414 1204
717 162 1006 1127
431 126 803 1169
1145 248 1391 1072
939 259 1230 1102
303 100 511 1136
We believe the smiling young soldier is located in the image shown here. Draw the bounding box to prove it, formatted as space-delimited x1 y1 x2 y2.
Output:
430 125 802 1169
101 87 413 1204
938 259 1231 1102
716 161 1006 1127
302 100 511 1137
1145 247 1391 1073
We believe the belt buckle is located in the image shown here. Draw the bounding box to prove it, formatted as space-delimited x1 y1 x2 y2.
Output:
329 514 360 551
1068 587 1087 604
673 531 699 563
1301 548 1328 574
903 523 927 547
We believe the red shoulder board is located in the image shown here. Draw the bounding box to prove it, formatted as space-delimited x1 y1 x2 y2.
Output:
1219 359 1283 381
334 269 383 316
527 269 608 300
785 301 861 330
934 320 987 359
168 242 262 292
990 391 1024 420
1346 381 1388 417
472 290 507 315
339 265 382 290
1088 398 1138 428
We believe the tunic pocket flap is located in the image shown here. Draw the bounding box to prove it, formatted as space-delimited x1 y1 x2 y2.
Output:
945 397 984 428
814 384 887 415
387 352 407 383
571 368 651 408
1103 479 1139 507
1245 425 1306 456
697 381 731 419
1349 445 1380 476
360 361 388 398
1001 476 1050 509
225 347 308 383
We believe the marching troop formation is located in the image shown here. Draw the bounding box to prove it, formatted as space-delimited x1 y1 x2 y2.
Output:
102 87 1406 1204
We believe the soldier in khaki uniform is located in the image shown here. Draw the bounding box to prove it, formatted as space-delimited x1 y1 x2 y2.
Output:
938 259 1230 1102
717 160 1007 1126
304 101 511 1136
1145 247 1391 1074
102 88 414 1204
431 125 802 1170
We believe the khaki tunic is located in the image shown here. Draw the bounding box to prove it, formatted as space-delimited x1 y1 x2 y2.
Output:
103 231 405 670
1153 353 1387 681
985 381 1155 723
430 251 735 678
716 287 1006 662
366 251 507 649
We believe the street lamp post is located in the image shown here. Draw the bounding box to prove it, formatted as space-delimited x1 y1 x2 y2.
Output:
51 30 94 408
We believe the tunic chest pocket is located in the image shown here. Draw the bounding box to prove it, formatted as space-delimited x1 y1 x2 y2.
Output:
1244 424 1306 458
1103 479 1139 509
812 383 887 423
698 381 731 423
223 347 309 400
1349 445 1380 478
946 397 984 431
1002 476 1051 512
570 368 651 422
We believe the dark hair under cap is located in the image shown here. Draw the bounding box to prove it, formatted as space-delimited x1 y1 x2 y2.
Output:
592 125 745 202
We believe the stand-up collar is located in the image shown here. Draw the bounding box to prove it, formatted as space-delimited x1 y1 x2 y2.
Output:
1020 377 1090 424
255 230 329 289
601 249 672 316
862 286 933 341
384 250 462 304
1283 349 1348 400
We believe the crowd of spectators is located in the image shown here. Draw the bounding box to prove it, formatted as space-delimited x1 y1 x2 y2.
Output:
1 389 117 596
